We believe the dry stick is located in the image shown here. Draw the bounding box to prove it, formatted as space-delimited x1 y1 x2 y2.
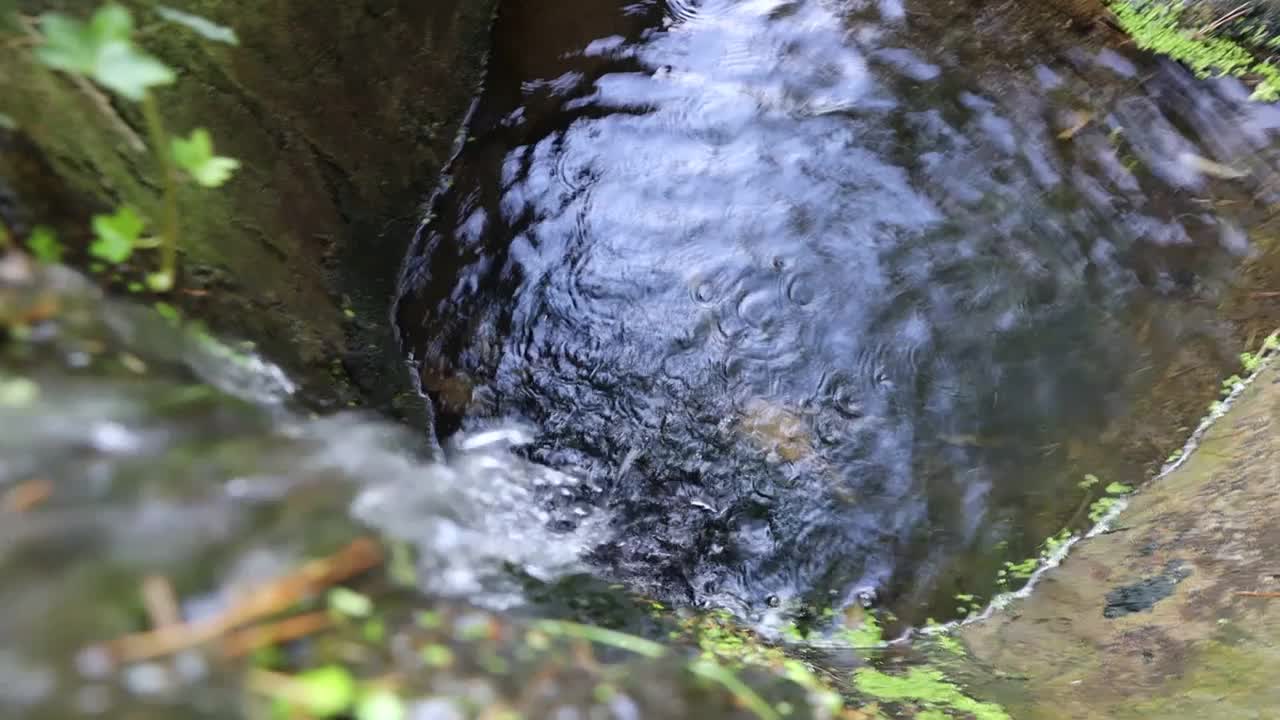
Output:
1201 2 1254 37
221 611 334 658
141 575 182 628
92 537 383 663
1 478 53 513
1236 591 1280 598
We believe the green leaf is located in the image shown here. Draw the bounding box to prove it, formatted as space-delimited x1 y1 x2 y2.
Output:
36 13 98 74
172 128 240 187
94 42 175 101
1104 482 1133 495
294 666 356 717
146 271 174 292
355 689 405 720
420 644 454 668
0 377 39 407
90 205 145 263
35 5 174 101
26 226 63 263
89 3 133 43
327 587 373 618
154 301 181 324
155 6 238 45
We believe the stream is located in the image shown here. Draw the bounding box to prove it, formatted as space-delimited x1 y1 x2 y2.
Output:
8 0 1280 717
395 0 1280 627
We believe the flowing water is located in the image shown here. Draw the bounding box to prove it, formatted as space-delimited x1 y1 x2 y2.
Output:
395 0 1280 626
11 0 1280 716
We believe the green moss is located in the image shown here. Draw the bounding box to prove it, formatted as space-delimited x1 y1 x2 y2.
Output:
853 666 1011 720
843 613 884 648
1110 0 1280 101
932 633 965 657
1128 640 1280 717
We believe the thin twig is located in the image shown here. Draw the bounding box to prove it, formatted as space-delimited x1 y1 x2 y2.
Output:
1 478 53 512
89 538 383 663
142 575 181 628
221 611 334 658
1236 591 1280 598
1201 3 1253 37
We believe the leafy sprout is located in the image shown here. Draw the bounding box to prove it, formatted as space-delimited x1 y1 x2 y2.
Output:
90 205 145 263
31 3 241 293
26 226 63 263
172 128 241 187
36 4 175 101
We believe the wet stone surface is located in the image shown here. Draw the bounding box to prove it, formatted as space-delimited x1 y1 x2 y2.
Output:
959 360 1280 719
1103 560 1192 618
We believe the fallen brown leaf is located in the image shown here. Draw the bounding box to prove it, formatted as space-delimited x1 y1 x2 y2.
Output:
2 478 53 512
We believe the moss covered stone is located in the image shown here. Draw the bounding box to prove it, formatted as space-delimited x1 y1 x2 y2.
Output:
958 359 1280 718
0 0 496 410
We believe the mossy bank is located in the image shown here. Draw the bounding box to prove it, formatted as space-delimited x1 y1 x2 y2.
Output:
953 358 1280 718
0 0 496 412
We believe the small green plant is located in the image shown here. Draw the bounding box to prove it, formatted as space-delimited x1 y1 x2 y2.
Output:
1110 0 1280 101
853 666 1011 720
327 587 374 619
1221 374 1243 395
1088 497 1118 522
1263 331 1280 352
89 205 144 263
172 128 240 188
952 592 983 617
842 613 882 647
25 226 63 263
31 3 239 290
997 557 1038 586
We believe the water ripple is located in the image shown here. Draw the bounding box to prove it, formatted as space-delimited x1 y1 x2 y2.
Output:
397 0 1280 624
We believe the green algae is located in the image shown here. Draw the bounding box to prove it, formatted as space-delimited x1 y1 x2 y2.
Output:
1109 0 1280 101
853 666 1011 720
842 613 884 648
1127 639 1280 718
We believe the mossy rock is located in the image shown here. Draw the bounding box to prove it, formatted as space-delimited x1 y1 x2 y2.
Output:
958 361 1280 718
0 0 496 412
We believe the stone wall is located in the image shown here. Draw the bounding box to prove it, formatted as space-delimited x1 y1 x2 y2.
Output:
0 0 497 412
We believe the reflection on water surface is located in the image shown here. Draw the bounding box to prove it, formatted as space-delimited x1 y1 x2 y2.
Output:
396 0 1280 624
